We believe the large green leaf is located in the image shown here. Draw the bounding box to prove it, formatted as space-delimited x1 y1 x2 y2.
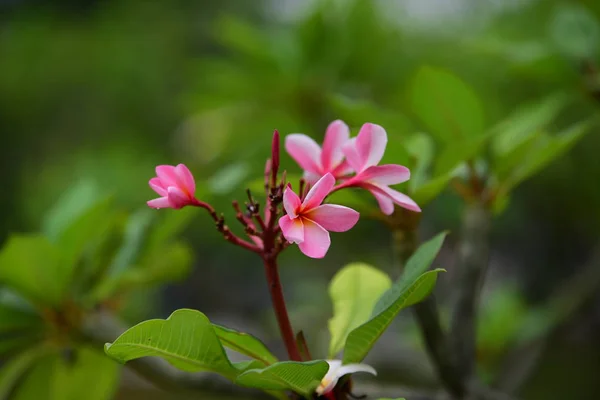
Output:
0 301 42 334
409 65 484 143
411 172 453 207
328 263 392 358
342 232 447 364
235 360 329 398
404 132 434 190
0 235 68 306
105 309 238 379
434 134 488 176
213 325 278 366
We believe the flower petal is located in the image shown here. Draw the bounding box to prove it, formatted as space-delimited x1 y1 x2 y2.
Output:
342 137 362 173
297 219 330 259
147 197 172 209
303 170 322 185
369 186 395 215
336 363 377 380
282 186 302 218
155 165 179 187
305 204 359 232
321 120 350 171
285 134 322 174
371 184 421 213
149 177 167 196
359 164 410 185
167 187 190 209
302 173 335 211
279 215 304 244
175 164 196 195
331 160 354 178
356 123 387 170
316 360 343 395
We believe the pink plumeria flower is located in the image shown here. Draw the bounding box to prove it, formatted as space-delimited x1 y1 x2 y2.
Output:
285 120 354 184
337 123 421 215
279 173 359 259
147 164 198 209
316 360 377 396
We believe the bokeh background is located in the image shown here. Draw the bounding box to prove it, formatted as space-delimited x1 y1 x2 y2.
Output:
1 0 600 399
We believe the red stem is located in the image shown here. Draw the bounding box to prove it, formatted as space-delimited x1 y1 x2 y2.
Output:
262 255 302 362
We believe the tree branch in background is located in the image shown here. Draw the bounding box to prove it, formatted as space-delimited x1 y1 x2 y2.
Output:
80 311 268 399
450 202 492 384
494 242 600 394
390 210 465 399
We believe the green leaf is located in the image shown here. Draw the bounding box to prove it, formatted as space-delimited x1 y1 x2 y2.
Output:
409 65 484 143
208 162 249 195
327 263 392 358
105 309 238 379
51 347 120 400
0 334 44 356
0 346 48 399
92 242 192 301
42 180 102 240
490 94 568 158
503 119 594 192
404 133 434 190
411 173 452 207
434 134 488 176
0 235 68 306
0 301 42 334
213 325 278 366
54 195 116 268
343 232 447 364
235 360 329 398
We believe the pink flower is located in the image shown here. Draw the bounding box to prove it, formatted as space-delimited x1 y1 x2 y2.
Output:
338 123 421 215
285 120 354 183
147 164 198 209
279 173 359 259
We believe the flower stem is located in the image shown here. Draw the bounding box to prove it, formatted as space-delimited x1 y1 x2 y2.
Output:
262 255 302 362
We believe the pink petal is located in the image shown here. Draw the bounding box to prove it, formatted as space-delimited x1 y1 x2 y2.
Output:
356 123 387 170
279 215 304 244
303 171 322 185
147 197 172 209
359 164 410 185
370 184 421 213
321 120 350 171
167 187 190 209
331 160 354 178
175 164 196 195
297 219 330 258
149 177 167 196
285 134 322 174
302 173 335 211
369 188 395 215
283 186 302 218
305 204 359 232
155 165 179 187
342 138 362 173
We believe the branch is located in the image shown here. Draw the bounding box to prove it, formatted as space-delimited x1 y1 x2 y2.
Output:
80 311 268 399
392 226 465 398
450 202 492 383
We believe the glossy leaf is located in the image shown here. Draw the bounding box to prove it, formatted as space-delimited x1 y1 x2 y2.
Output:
213 325 278 366
105 309 238 379
235 360 329 398
328 263 392 358
409 65 484 143
343 232 447 364
0 235 68 306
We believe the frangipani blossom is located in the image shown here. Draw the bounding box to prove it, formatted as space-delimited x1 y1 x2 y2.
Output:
316 360 377 396
338 123 421 215
147 164 198 209
279 173 359 259
285 120 353 183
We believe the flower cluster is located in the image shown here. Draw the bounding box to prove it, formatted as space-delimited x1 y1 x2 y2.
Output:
146 120 419 259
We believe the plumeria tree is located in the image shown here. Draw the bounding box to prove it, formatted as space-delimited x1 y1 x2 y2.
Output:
104 123 442 399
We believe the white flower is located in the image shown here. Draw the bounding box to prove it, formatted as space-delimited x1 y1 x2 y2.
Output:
316 360 377 396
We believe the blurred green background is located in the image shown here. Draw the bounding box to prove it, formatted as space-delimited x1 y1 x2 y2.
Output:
1 0 600 399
